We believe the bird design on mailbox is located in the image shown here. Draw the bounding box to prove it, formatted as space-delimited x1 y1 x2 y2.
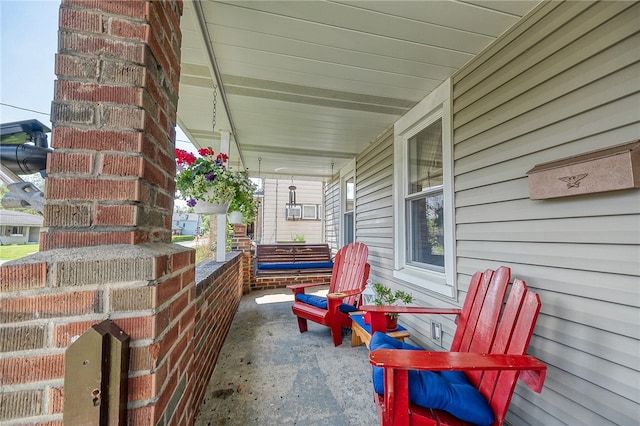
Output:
559 173 588 188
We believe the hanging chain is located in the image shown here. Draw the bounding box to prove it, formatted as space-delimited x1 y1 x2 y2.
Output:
211 85 217 135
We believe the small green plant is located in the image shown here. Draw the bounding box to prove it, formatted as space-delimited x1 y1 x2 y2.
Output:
291 234 305 242
372 283 413 319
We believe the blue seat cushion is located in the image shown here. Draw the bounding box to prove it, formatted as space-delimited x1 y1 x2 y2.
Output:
295 293 357 314
370 332 494 426
257 261 334 270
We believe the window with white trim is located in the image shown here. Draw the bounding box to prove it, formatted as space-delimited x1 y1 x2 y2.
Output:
393 79 455 298
407 119 444 271
343 176 354 245
302 204 318 220
340 159 356 246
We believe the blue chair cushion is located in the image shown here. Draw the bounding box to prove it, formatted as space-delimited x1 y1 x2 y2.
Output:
370 332 494 426
257 262 334 270
295 293 357 313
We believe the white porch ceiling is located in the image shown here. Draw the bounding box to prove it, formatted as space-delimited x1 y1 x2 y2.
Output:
177 0 539 181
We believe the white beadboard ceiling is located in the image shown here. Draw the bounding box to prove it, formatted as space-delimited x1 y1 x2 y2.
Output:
177 0 539 181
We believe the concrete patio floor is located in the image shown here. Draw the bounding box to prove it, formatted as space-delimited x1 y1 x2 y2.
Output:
194 287 378 426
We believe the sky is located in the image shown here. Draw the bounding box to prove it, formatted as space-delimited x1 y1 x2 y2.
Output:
0 1 59 128
0 0 194 151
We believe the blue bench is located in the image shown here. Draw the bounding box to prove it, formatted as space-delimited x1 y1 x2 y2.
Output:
254 243 334 277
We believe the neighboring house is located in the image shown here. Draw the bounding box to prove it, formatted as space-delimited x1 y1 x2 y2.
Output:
171 213 202 236
256 178 323 244
0 210 42 245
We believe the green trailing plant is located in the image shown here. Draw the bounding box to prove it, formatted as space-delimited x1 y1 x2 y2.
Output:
372 282 413 319
227 173 258 223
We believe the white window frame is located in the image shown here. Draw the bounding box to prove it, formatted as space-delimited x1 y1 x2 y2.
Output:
340 159 356 246
302 204 318 220
393 79 456 298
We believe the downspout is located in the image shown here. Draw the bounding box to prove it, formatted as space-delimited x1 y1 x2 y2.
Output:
192 1 246 169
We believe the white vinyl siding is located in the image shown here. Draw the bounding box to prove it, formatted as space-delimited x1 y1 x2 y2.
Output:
354 127 395 272
261 179 323 243
451 1 640 425
351 1 640 425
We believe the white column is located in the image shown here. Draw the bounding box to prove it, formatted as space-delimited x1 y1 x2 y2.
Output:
216 131 230 262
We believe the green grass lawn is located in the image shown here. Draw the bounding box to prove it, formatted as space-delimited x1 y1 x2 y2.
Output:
0 244 40 260
171 235 195 243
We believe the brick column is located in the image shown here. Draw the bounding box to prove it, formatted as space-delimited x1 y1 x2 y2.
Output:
41 0 183 250
230 223 251 251
230 224 253 293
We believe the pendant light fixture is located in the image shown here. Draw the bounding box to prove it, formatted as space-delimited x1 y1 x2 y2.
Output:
288 176 297 206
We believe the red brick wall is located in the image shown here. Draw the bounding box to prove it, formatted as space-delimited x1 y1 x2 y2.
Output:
190 255 244 415
0 249 248 425
242 252 254 294
0 244 198 425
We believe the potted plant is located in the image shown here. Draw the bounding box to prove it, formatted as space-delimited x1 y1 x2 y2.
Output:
175 147 256 217
371 282 413 331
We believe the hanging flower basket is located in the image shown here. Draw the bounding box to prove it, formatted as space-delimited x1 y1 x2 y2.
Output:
175 147 257 219
190 187 229 215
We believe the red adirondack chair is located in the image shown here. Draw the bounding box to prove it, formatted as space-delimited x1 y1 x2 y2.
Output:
363 267 511 353
367 275 546 426
288 241 370 346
